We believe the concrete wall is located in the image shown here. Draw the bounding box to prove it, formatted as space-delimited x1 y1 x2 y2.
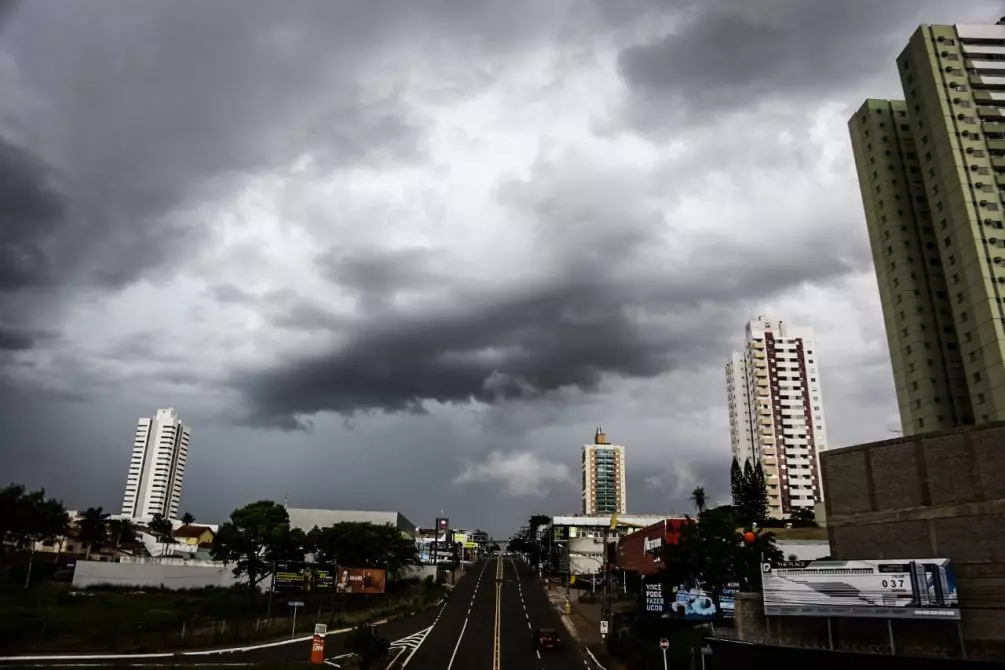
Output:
72 560 245 590
817 423 1005 661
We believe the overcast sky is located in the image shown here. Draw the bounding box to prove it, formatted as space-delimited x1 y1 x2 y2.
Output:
1 0 999 539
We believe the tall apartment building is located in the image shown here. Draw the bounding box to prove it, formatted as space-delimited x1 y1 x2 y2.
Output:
725 317 828 518
581 427 627 516
849 20 1005 436
121 408 191 520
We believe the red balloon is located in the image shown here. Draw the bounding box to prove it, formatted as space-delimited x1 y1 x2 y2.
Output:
743 531 756 544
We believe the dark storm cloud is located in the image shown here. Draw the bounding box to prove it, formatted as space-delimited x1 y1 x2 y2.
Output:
0 324 56 351
235 253 860 430
317 246 446 309
0 136 64 290
0 2 430 298
616 0 999 128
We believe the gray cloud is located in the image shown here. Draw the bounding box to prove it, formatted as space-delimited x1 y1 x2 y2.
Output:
0 136 64 291
616 0 1000 129
0 0 936 536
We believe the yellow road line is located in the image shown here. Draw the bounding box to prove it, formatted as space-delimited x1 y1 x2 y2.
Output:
493 558 503 670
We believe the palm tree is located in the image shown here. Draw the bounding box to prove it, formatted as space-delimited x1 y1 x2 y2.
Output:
148 513 174 558
77 507 110 560
181 512 196 526
690 486 707 515
108 518 138 554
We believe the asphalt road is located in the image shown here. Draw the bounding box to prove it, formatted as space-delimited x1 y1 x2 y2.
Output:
398 557 593 670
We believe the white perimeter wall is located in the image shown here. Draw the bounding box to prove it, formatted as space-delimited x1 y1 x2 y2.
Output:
72 560 246 590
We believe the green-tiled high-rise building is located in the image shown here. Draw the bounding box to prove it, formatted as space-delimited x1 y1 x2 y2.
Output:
850 20 1005 436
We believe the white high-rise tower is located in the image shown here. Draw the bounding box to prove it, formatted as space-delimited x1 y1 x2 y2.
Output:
121 408 191 520
725 317 828 518
581 427 627 516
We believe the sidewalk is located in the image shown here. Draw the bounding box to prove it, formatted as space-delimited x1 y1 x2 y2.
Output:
544 586 628 670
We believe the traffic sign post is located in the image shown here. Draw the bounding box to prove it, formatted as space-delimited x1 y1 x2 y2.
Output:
288 601 305 638
659 638 669 670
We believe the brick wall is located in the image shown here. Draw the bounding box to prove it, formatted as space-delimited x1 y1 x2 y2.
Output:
818 422 1005 661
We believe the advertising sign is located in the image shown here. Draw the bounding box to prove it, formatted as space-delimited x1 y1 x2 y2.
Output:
761 558 959 620
313 566 335 592
336 567 387 594
640 575 736 620
274 562 309 591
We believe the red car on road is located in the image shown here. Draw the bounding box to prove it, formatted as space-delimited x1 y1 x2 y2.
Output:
532 628 560 651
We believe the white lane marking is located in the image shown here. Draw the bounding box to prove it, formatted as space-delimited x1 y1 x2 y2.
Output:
413 559 488 670
536 649 542 660
527 621 532 630
446 618 469 670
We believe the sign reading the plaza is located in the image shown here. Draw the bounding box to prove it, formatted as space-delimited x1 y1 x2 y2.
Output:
761 558 960 620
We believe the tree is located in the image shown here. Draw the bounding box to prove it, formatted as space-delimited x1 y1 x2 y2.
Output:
736 460 769 525
789 506 816 527
0 483 27 565
690 486 707 514
309 522 418 576
212 500 293 601
108 518 138 553
78 507 110 560
752 466 769 523
148 512 174 558
180 512 196 526
16 490 69 587
525 515 551 568
730 458 744 508
658 505 784 611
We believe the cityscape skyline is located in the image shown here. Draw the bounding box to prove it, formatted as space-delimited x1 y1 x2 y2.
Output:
3 3 1000 537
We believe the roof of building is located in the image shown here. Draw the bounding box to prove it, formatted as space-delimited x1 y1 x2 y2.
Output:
172 525 215 539
287 508 417 534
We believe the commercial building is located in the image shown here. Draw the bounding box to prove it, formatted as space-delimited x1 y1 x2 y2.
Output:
725 317 828 518
848 20 1005 436
545 514 668 576
581 427 627 516
810 421 1004 660
287 508 417 537
120 408 191 520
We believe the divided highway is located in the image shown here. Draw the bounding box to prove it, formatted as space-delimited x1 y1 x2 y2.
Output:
398 557 593 670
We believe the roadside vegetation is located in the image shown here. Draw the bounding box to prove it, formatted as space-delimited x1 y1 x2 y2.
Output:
0 487 443 654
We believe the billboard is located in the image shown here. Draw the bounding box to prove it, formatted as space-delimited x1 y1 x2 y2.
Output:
336 567 386 594
761 558 959 620
274 562 309 591
274 563 337 592
641 575 737 620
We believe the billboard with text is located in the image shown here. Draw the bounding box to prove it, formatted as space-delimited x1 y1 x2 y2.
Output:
640 575 737 620
336 567 386 594
762 558 959 620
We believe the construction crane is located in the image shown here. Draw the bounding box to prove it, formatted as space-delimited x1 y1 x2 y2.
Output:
609 513 648 531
